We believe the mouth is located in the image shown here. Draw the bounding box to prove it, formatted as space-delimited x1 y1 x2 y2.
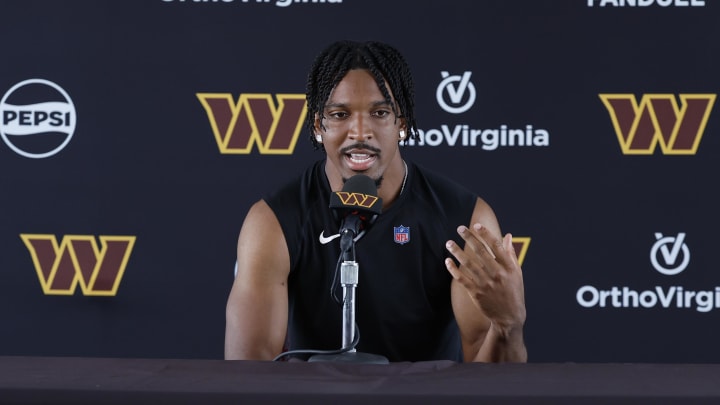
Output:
342 144 380 172
344 151 377 171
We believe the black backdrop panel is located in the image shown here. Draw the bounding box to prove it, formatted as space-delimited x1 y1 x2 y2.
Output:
0 0 718 362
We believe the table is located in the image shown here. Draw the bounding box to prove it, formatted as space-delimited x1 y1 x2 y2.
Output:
1 356 719 404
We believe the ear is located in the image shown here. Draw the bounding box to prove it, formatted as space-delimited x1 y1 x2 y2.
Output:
313 113 323 134
398 118 408 140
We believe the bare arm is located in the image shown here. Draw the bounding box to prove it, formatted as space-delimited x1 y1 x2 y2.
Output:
224 200 290 360
446 198 527 363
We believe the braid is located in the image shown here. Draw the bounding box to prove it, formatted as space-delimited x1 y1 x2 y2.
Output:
305 40 418 150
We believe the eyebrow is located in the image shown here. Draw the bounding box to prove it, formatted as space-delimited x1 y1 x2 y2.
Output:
324 100 393 109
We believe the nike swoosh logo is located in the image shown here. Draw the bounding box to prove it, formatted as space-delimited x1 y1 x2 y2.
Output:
319 231 341 244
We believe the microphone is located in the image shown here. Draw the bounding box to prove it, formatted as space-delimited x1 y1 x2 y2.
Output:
329 174 383 240
307 173 389 364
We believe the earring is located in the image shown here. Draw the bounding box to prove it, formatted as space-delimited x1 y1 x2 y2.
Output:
399 130 406 140
315 134 322 143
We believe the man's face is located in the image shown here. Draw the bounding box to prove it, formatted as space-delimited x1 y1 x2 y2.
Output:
315 69 405 187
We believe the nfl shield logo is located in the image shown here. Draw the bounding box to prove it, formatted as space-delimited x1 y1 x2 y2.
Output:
393 225 410 245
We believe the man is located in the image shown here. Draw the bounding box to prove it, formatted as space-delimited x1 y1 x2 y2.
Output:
225 40 527 363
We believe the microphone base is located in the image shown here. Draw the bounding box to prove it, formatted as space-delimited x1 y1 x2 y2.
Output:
308 351 389 364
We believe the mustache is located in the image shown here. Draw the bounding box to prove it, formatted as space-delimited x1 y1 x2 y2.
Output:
340 143 381 155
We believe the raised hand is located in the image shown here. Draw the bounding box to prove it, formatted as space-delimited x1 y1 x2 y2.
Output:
444 223 526 332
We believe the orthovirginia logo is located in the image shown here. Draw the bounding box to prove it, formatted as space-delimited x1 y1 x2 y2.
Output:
599 93 715 155
21 234 136 296
1 79 76 158
650 232 690 275
436 71 476 114
197 93 306 154
405 72 550 149
577 232 720 312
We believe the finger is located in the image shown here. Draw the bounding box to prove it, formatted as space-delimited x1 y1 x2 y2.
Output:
457 225 496 264
448 231 488 281
452 228 501 282
444 257 461 279
471 224 501 261
455 225 483 256
445 239 472 271
503 233 520 266
445 238 485 282
444 256 476 289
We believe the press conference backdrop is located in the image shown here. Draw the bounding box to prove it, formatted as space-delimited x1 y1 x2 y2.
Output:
0 0 717 363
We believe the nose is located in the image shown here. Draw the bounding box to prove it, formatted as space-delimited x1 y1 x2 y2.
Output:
347 114 372 142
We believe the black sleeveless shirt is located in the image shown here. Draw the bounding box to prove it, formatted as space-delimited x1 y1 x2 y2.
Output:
264 159 477 362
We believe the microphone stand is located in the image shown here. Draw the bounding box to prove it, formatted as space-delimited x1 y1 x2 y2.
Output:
308 228 389 364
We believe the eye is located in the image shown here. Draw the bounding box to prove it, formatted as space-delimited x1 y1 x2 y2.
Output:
372 110 391 118
327 111 349 120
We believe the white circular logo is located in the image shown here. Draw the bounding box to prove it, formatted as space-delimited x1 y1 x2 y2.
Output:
1 78 76 158
436 71 476 114
650 232 690 275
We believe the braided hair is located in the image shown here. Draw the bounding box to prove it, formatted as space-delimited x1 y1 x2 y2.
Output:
305 40 418 150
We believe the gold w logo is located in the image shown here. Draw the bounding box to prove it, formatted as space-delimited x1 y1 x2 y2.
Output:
335 192 379 209
599 93 715 155
511 237 531 266
197 93 307 154
20 234 136 296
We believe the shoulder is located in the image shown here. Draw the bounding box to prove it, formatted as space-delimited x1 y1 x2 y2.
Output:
264 159 326 212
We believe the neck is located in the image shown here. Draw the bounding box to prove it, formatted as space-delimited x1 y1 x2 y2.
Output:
377 159 407 210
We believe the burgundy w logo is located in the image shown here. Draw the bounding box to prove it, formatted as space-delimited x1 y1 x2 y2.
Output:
334 192 379 209
21 234 136 296
197 93 307 154
599 94 715 155
512 237 531 266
